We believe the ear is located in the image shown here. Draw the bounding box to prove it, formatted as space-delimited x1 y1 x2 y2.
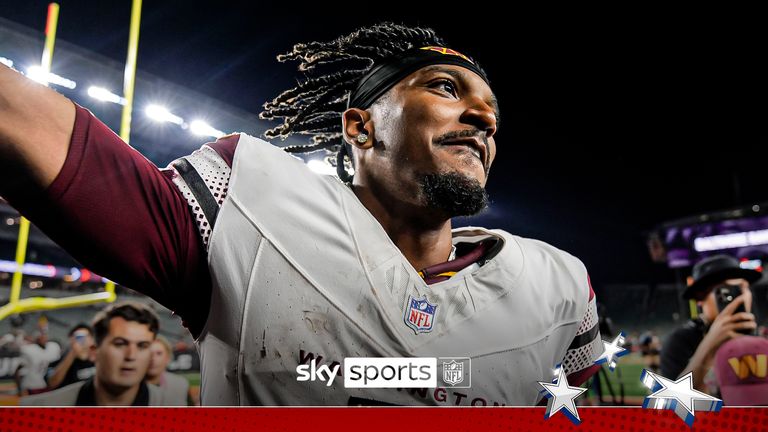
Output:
342 108 374 150
89 344 97 362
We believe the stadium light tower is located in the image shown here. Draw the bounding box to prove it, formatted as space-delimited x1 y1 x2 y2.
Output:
25 66 76 89
87 86 127 105
145 104 184 125
190 120 224 138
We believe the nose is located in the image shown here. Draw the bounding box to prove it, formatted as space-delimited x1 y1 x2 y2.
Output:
125 343 137 361
460 96 498 139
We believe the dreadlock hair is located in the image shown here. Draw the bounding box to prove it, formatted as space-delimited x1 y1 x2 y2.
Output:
259 22 447 183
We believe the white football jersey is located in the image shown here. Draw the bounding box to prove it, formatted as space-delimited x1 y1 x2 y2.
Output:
169 134 602 406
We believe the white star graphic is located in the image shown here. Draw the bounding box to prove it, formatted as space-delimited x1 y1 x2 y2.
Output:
595 332 629 371
641 370 722 427
538 368 587 425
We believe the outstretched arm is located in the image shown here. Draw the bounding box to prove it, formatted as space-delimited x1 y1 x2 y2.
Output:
0 64 214 335
0 64 74 193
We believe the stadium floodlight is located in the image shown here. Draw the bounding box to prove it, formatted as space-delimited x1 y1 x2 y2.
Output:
190 120 224 138
25 66 48 84
693 229 768 252
25 66 76 89
306 159 337 176
0 56 13 68
87 86 127 105
145 104 184 125
0 260 56 278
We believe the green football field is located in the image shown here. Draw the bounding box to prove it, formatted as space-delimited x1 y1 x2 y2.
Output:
181 372 201 387
586 352 651 405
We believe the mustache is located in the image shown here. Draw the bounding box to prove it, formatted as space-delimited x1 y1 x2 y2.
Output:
435 128 488 145
434 128 491 176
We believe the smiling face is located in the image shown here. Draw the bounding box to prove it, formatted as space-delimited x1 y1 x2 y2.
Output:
94 317 155 391
348 63 499 219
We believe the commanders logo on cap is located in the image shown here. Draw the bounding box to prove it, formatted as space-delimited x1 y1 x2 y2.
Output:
420 46 475 65
726 353 767 380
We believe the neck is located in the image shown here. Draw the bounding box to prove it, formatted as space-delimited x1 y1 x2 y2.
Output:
352 183 454 271
147 373 162 386
94 376 140 406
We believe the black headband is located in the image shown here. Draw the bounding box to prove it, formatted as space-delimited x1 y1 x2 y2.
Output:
347 46 490 110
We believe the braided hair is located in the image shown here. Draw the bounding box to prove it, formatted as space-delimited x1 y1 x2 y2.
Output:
259 22 446 182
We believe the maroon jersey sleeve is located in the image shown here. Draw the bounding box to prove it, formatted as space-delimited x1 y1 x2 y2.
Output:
3 103 236 336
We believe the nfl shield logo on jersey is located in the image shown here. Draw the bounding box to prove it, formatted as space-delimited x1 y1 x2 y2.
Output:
442 360 464 385
404 294 437 334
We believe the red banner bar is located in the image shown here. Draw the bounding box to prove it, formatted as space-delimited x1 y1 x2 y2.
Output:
1 407 767 432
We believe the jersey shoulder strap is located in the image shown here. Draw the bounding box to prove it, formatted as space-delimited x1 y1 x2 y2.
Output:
168 144 234 250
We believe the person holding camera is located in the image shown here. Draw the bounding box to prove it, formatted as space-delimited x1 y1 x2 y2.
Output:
660 254 761 393
47 323 96 390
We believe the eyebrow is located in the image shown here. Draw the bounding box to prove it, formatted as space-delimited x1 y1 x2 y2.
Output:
420 65 501 124
112 337 152 345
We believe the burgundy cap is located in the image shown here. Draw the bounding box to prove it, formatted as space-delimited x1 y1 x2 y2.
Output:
714 336 768 406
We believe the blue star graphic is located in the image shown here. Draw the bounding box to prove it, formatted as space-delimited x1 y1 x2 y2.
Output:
538 367 587 425
641 369 722 427
594 331 629 371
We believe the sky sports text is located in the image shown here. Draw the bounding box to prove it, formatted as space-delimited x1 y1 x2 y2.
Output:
295 357 471 388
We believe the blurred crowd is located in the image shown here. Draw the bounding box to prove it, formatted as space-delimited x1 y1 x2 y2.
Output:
0 302 197 406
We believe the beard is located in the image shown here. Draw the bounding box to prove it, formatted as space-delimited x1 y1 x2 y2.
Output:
418 171 489 217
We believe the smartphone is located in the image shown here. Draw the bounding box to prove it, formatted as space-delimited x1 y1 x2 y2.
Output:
714 284 753 335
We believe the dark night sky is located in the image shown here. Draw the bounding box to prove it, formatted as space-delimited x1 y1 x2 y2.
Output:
1 2 765 288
